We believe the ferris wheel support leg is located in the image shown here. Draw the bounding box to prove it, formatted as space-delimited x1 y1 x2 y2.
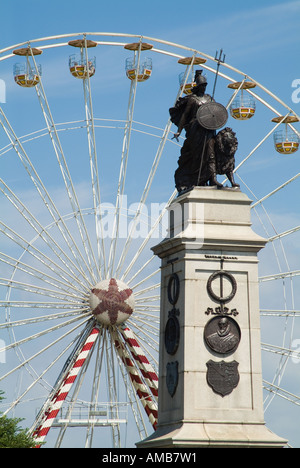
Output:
32 326 100 447
120 325 158 400
113 330 158 430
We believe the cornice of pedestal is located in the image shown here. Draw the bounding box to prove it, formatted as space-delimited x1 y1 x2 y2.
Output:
152 187 267 258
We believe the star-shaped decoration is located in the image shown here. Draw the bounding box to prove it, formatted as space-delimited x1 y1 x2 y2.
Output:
91 278 134 325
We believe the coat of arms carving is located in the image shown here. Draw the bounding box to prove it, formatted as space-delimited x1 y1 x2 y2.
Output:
206 360 239 397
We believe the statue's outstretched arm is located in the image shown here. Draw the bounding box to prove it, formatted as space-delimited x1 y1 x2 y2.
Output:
172 98 192 141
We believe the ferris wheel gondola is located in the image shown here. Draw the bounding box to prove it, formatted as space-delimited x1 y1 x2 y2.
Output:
271 115 300 154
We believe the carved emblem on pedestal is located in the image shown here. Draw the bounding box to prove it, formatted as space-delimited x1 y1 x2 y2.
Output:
167 272 180 306
165 311 180 355
165 271 180 355
206 267 239 316
166 361 179 397
204 257 241 396
206 360 239 397
204 316 241 355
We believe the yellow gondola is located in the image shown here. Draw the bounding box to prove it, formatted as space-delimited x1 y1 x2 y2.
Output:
13 47 42 88
272 116 300 154
124 42 153 82
69 56 96 79
228 81 256 120
68 39 97 79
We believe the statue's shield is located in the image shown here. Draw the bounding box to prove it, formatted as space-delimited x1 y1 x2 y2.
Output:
197 102 228 130
206 360 239 397
166 361 178 397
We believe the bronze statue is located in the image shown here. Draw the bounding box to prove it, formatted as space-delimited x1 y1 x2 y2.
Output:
202 126 240 188
169 70 239 192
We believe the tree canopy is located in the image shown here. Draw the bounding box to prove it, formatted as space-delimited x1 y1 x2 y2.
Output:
0 391 37 448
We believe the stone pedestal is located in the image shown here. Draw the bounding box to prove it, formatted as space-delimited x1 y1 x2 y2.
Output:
137 187 287 448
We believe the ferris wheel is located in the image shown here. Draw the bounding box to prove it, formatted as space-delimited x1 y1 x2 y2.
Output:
0 32 299 448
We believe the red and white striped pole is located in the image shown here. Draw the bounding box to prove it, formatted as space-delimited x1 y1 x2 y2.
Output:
120 325 158 401
113 329 158 430
33 327 100 447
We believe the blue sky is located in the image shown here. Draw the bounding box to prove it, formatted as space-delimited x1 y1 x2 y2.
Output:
0 0 300 449
1 1 299 136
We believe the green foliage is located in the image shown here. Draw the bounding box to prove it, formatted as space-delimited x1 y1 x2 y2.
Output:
0 390 37 448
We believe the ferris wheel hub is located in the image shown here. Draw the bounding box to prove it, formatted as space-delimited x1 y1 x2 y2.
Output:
89 278 135 326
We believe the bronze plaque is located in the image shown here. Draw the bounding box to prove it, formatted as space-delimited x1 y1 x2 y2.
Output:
165 315 180 355
206 360 239 397
166 361 179 397
204 316 241 355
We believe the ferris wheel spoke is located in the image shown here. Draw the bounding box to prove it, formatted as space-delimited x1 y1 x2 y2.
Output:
0 251 83 297
0 316 91 383
124 256 156 289
0 222 90 293
103 327 122 447
129 325 159 358
135 294 160 303
235 174 296 294
134 282 160 297
127 319 159 362
251 172 300 210
81 40 106 278
0 277 84 302
0 309 87 329
263 358 290 411
261 309 300 317
0 106 94 283
133 306 160 313
261 342 296 358
30 52 98 283
248 85 298 119
259 270 300 283
4 326 88 417
0 300 83 311
1 314 90 353
121 190 176 284
0 226 88 298
132 313 160 336
131 269 160 292
84 328 107 448
263 380 300 407
107 45 143 278
114 116 177 278
268 225 300 243
0 179 92 289
237 173 298 282
129 312 160 335
233 114 290 177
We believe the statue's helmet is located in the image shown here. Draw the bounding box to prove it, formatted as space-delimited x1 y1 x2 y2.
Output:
194 70 207 86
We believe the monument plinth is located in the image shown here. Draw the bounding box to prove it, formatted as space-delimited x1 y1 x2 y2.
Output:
137 187 287 448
